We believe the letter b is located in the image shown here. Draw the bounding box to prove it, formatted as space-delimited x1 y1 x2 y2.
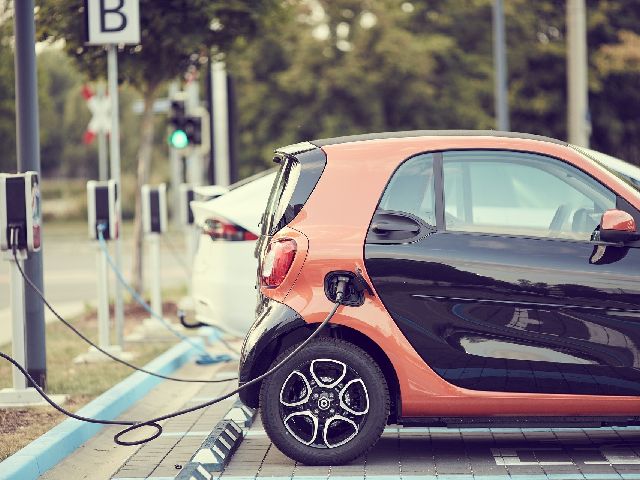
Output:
100 0 127 32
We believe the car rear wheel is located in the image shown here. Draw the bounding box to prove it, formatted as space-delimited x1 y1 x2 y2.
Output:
259 337 389 465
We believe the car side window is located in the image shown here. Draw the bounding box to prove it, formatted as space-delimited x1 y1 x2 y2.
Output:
443 150 616 241
379 153 435 226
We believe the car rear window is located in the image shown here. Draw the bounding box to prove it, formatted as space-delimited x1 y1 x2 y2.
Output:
261 147 326 236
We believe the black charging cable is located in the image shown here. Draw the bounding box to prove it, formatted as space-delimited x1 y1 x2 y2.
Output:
0 350 162 440
9 225 236 384
114 284 348 446
3 224 350 446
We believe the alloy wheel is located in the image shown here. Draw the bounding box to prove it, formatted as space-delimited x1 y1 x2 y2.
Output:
278 358 370 449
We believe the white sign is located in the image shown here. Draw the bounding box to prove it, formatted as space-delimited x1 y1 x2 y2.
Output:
87 95 111 134
85 0 140 45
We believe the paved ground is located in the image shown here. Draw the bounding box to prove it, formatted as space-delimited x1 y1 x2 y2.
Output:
39 347 238 480
28 347 640 480
219 417 640 480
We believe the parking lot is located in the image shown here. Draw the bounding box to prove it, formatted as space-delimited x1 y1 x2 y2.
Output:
55 354 639 480
219 416 640 480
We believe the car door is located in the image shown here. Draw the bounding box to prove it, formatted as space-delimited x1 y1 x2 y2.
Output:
365 149 640 396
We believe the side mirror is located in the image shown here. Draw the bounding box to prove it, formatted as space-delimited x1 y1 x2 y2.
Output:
599 209 640 243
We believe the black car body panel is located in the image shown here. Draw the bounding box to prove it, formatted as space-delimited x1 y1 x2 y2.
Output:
365 231 640 396
239 298 306 407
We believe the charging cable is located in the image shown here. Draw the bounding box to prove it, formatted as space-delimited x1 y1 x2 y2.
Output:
9 225 235 384
96 224 222 363
1 249 349 447
114 284 348 446
0 350 162 440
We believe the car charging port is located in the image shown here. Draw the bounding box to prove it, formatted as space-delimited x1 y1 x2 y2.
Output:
324 270 372 306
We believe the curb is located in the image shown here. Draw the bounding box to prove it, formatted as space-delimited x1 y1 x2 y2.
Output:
176 420 244 479
0 338 203 480
223 399 256 428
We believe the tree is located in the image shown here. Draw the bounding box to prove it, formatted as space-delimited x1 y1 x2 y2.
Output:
227 0 640 177
0 2 15 173
36 0 281 289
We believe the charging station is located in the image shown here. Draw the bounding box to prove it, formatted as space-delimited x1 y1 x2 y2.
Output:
136 184 172 337
0 172 64 406
75 180 131 364
87 179 118 241
178 183 195 227
0 172 41 254
142 183 168 235
177 183 197 313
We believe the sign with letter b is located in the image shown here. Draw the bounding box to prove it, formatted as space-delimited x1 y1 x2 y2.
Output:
85 0 140 45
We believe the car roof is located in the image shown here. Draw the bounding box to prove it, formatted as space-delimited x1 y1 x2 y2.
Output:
310 130 567 148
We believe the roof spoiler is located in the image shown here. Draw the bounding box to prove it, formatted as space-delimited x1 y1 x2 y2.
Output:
273 141 317 163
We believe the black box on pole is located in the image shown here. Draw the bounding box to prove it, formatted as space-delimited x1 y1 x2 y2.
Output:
87 180 119 241
179 183 194 226
0 172 41 253
142 184 168 234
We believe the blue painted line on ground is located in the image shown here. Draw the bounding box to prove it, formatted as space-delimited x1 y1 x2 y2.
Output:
0 338 203 480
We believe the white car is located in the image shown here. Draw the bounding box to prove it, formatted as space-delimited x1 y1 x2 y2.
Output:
190 170 276 338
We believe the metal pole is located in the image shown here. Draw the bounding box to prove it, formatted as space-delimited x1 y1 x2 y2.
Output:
9 256 27 390
107 45 125 347
168 82 182 224
148 233 162 318
96 245 110 348
97 83 109 181
212 61 231 186
492 0 510 131
186 81 204 186
14 0 46 388
567 0 590 147
227 74 238 184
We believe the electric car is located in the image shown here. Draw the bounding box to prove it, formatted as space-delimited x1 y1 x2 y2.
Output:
190 170 276 338
239 131 640 465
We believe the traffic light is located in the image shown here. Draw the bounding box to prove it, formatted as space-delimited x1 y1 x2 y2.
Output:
168 98 189 149
168 97 203 149
184 115 202 145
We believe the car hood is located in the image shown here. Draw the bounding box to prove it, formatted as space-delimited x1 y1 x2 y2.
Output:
190 171 277 235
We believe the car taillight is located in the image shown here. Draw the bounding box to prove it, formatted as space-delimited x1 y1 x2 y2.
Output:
202 217 258 241
261 239 297 288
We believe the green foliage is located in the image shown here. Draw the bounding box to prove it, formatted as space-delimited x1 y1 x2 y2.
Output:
0 13 15 173
228 0 640 177
2 0 640 181
35 0 279 91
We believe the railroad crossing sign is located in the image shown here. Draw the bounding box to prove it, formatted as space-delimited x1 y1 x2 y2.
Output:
82 85 111 145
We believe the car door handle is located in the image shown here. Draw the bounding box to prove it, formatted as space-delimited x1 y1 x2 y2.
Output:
372 221 420 233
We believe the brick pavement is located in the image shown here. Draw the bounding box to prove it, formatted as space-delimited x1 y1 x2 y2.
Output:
111 364 238 480
218 415 640 480
39 343 240 480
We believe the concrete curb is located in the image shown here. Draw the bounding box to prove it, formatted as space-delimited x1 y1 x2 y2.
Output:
223 399 256 428
0 338 202 480
175 420 244 479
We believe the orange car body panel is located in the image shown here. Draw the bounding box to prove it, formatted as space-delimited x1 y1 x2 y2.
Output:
261 135 640 418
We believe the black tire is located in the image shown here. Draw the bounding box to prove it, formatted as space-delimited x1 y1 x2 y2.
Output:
259 337 389 465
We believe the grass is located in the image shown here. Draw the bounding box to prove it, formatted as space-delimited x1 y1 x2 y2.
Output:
0 303 179 462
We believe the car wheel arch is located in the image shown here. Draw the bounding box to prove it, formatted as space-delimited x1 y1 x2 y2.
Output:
247 323 401 423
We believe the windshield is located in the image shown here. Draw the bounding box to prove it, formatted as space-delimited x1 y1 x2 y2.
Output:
570 145 640 193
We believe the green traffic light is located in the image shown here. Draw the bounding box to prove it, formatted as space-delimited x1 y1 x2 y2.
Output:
169 129 189 149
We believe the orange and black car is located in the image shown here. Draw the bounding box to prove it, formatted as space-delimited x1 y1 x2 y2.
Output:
238 131 640 465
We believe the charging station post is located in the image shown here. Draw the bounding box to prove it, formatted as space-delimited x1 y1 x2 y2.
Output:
142 184 168 323
179 183 197 263
0 173 65 406
77 180 133 363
